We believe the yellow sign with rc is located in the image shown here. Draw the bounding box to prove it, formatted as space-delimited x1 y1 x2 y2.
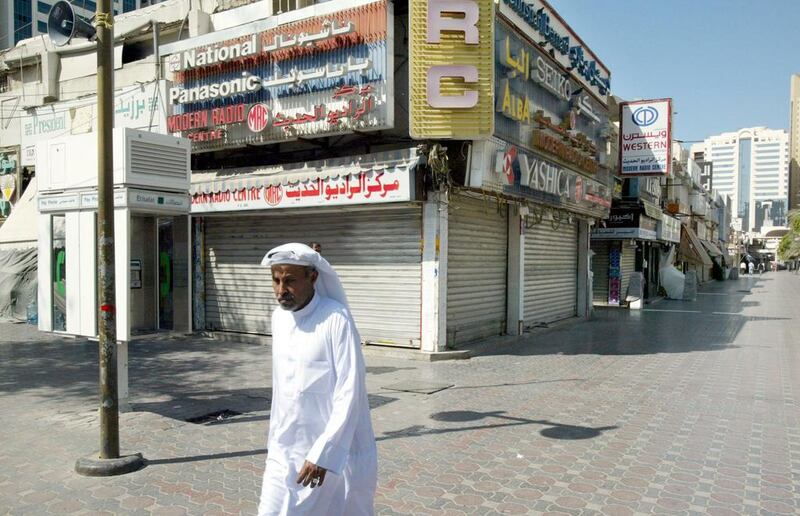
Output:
409 0 494 139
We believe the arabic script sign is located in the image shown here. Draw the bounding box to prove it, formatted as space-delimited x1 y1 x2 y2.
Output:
494 23 607 175
619 98 672 176
191 167 411 213
164 0 393 151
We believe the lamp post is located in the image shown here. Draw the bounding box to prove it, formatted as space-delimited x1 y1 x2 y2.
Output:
47 0 145 476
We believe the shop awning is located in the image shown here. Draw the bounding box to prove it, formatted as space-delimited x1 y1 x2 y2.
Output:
701 240 724 258
678 224 712 267
191 148 419 195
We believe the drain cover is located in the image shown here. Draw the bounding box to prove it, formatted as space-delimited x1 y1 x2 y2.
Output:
186 409 242 424
381 381 454 395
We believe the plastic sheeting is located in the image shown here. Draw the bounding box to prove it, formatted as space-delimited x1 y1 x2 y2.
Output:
0 247 37 322
659 246 685 300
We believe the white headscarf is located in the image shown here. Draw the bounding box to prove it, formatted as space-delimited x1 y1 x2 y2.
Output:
261 242 350 309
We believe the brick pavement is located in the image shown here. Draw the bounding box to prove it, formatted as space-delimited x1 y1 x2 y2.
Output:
1 272 799 515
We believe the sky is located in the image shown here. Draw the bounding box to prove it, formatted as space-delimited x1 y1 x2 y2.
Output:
546 0 800 144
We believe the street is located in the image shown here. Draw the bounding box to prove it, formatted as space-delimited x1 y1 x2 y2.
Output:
1 272 799 515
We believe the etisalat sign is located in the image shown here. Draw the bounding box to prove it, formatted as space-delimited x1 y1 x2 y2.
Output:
164 0 393 151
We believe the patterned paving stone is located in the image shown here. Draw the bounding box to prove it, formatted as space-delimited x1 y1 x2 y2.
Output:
2 275 800 514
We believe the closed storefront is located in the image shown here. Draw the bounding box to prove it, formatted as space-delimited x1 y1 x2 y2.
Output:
447 195 508 347
620 242 637 301
204 206 422 347
590 239 636 306
193 148 422 348
591 240 610 305
523 214 578 326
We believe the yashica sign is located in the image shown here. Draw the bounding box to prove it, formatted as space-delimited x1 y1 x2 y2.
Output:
191 168 411 213
409 0 494 139
619 98 672 176
475 139 611 218
163 0 393 151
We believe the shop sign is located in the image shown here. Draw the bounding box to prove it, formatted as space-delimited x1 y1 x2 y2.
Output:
39 189 187 212
658 213 680 243
606 208 639 228
619 98 672 176
497 0 610 100
592 226 657 241
191 167 411 213
478 139 611 217
494 23 604 176
21 82 167 166
608 243 621 306
164 0 393 151
409 0 494 139
38 194 81 212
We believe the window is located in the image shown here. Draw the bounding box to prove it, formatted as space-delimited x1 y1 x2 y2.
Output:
123 0 137 12
37 2 52 15
37 20 47 33
273 0 298 14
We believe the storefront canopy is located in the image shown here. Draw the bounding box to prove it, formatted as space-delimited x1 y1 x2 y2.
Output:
701 240 724 258
678 224 712 267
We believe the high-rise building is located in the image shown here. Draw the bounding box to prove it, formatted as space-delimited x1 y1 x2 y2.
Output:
691 127 789 233
790 75 800 211
1 0 140 50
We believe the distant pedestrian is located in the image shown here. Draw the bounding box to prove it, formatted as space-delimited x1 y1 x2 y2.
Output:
309 242 322 254
258 243 376 516
748 261 755 275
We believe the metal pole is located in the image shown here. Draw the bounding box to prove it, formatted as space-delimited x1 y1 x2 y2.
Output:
96 0 119 460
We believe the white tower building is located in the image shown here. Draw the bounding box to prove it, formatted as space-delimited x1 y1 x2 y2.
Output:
691 127 789 233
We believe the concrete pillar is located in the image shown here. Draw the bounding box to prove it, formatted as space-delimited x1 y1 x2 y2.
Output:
507 205 523 335
577 219 590 317
421 191 448 353
38 214 53 332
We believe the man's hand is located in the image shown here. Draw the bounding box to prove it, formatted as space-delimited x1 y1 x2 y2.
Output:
296 460 327 488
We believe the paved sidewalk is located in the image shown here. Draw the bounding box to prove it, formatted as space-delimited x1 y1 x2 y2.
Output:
1 272 800 515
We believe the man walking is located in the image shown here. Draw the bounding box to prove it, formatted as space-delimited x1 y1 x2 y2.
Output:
258 243 377 516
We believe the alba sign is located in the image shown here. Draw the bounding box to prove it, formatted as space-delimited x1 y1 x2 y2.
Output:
409 0 494 139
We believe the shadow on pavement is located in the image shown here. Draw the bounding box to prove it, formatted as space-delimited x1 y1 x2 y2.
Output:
146 448 268 466
377 410 617 442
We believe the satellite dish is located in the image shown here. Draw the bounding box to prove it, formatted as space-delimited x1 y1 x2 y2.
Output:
47 1 97 47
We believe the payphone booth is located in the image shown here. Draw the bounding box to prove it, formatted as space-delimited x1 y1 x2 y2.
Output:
37 129 191 404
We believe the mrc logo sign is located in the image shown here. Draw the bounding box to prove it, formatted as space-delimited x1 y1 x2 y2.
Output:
409 0 494 139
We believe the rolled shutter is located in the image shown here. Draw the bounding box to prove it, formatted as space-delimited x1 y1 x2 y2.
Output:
446 194 508 347
523 215 578 326
204 206 422 347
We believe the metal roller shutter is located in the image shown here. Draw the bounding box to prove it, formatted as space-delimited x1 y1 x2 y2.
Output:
621 243 637 302
591 240 610 305
204 206 422 347
523 215 578 326
447 195 508 347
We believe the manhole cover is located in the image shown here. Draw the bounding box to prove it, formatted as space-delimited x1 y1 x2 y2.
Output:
186 409 242 424
381 381 454 395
